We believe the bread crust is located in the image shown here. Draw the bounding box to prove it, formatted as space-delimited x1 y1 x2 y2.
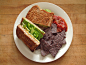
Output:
16 25 40 52
26 5 54 27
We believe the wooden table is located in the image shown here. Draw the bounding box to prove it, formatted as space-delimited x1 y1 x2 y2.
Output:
0 0 86 65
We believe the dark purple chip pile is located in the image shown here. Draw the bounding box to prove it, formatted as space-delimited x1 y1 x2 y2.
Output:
36 23 66 57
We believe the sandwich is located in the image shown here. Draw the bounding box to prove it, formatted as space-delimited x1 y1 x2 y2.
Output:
26 5 54 27
16 17 45 52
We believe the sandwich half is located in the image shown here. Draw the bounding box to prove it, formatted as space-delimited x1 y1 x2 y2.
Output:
16 17 45 52
26 5 54 27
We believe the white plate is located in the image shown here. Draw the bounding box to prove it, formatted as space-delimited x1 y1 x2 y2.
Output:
13 2 73 63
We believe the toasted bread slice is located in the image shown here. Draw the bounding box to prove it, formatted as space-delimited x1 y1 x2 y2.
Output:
16 25 40 52
26 5 54 27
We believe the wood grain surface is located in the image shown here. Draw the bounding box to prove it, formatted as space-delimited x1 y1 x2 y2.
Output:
0 0 86 65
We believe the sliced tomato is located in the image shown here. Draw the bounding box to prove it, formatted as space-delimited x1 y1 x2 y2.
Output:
53 15 67 32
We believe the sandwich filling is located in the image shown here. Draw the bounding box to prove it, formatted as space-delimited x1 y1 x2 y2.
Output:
21 19 43 41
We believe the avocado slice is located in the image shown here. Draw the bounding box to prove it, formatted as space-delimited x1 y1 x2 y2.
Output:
44 9 51 13
21 19 44 41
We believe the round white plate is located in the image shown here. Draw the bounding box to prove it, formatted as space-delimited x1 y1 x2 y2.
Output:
13 2 73 63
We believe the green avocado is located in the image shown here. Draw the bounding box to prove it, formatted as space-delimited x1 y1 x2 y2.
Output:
44 9 51 13
21 19 44 41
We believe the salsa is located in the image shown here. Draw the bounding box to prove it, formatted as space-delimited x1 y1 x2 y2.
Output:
53 15 67 32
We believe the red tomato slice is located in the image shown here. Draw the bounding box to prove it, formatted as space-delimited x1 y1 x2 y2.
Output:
53 15 67 32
